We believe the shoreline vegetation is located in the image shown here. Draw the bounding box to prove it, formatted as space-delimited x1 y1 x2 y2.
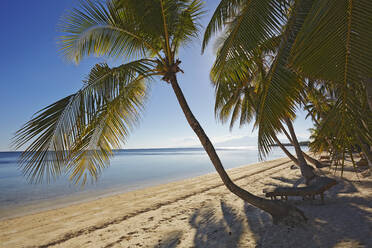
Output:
1 156 371 248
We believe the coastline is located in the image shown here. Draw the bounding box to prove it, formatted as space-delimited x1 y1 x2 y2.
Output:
0 157 288 221
0 171 208 221
1 156 371 248
0 146 280 215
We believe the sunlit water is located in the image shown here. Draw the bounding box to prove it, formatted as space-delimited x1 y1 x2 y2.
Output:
0 146 306 217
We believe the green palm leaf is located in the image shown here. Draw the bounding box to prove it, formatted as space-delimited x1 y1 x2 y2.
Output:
14 0 205 185
13 94 81 183
13 60 152 184
170 0 205 52
204 0 287 78
59 0 159 63
256 0 315 157
202 0 244 52
290 0 372 83
288 0 372 160
67 71 148 184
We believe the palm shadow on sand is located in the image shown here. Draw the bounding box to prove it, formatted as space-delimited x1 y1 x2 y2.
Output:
188 200 246 248
151 230 183 248
247 177 372 248
152 200 248 248
155 177 371 247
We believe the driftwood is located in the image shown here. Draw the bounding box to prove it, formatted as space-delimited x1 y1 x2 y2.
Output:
263 177 338 204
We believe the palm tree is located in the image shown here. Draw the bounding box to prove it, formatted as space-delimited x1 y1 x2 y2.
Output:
305 82 372 170
203 0 372 174
13 0 306 224
210 43 317 184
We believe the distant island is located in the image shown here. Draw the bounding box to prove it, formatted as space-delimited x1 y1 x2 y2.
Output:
271 141 310 147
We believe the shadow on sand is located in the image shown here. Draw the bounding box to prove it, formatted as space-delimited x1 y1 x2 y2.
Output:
249 177 372 247
188 200 246 248
151 230 183 248
156 177 371 247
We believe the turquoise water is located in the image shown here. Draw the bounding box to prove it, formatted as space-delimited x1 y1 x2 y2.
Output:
0 146 303 215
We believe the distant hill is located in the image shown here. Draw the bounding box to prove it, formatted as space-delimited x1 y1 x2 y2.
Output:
214 135 258 147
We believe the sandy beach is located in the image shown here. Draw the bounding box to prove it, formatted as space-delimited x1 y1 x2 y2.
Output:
0 156 371 248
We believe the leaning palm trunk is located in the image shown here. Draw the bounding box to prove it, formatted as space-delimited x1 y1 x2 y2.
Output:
284 118 317 184
272 135 299 166
364 78 372 112
277 129 323 168
170 75 306 224
359 140 372 169
13 0 309 226
281 124 323 169
302 152 324 168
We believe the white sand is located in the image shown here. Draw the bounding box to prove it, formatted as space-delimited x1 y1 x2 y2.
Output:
0 157 371 248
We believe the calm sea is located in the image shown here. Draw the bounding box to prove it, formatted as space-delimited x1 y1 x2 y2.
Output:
0 146 304 218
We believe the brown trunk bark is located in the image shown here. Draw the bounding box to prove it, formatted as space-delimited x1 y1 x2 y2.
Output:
360 143 372 169
302 152 324 168
281 127 324 168
169 76 306 224
284 118 317 184
364 78 372 112
358 136 372 169
281 126 293 144
282 125 323 168
272 135 299 166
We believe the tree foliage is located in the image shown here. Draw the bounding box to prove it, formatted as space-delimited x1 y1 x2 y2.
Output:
204 0 372 160
14 0 204 184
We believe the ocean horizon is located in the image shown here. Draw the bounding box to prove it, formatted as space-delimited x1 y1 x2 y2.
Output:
0 146 306 218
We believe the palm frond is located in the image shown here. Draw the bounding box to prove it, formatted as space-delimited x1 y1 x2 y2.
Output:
211 52 260 131
59 0 159 63
256 0 315 157
288 1 372 160
170 0 205 53
13 60 152 184
202 0 244 52
13 94 82 183
210 0 288 79
308 80 372 173
290 0 372 83
67 74 148 184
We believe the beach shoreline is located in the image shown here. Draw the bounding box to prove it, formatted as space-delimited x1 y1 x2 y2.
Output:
0 156 371 248
0 157 288 221
0 146 293 219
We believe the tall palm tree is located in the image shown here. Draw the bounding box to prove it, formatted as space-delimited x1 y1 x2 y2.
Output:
289 0 372 164
211 43 317 183
203 0 372 174
306 81 372 169
13 0 306 224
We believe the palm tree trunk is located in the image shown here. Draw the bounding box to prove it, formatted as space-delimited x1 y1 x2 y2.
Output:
281 125 323 168
284 118 317 184
364 78 372 112
358 135 372 169
273 134 324 170
302 152 324 168
272 135 299 166
169 76 306 224
360 143 372 169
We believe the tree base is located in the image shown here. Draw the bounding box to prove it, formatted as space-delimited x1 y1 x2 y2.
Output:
270 201 307 226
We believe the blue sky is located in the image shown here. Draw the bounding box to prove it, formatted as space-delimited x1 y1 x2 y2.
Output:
0 0 313 151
